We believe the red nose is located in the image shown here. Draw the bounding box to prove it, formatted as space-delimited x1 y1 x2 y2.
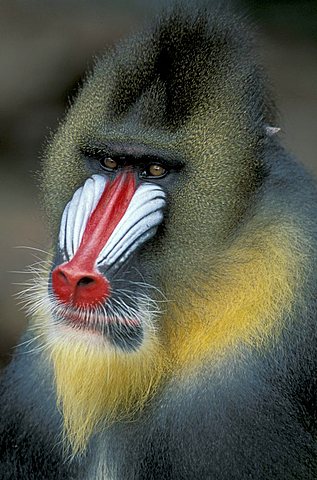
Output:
52 171 136 308
52 262 110 307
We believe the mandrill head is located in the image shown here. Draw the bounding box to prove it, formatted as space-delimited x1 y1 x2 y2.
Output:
32 4 295 454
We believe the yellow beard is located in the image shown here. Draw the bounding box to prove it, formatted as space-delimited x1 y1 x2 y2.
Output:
50 332 167 454
46 222 304 454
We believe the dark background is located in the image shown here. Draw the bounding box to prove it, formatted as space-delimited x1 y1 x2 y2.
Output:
1 0 317 365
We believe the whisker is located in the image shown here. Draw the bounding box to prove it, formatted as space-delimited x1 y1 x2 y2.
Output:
14 246 53 256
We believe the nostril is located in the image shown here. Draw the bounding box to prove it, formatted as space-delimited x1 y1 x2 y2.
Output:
58 271 68 282
52 264 110 306
77 276 95 287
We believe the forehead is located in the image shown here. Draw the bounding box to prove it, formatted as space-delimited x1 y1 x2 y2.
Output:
42 8 270 232
91 12 244 132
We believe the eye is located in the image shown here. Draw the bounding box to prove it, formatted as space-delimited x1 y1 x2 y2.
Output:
140 163 167 179
100 157 118 171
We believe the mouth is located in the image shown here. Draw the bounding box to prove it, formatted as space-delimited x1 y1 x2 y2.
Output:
59 308 141 329
48 279 153 351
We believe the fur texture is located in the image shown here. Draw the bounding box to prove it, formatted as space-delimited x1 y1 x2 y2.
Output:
1 3 317 479
51 331 167 454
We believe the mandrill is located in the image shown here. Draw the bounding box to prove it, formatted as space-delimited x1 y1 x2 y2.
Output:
1 3 317 480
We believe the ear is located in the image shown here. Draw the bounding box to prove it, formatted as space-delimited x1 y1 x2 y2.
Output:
265 125 281 136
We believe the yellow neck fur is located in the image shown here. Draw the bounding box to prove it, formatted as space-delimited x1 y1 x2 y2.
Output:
164 224 303 368
46 223 304 453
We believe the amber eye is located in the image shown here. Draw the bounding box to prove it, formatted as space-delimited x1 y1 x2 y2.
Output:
147 164 167 177
100 157 118 170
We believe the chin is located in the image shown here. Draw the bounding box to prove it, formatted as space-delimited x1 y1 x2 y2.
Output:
47 295 150 352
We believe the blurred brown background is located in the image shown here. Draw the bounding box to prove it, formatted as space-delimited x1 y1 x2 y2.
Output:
1 0 317 366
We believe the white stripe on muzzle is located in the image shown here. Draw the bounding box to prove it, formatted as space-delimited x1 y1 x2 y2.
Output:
58 174 166 268
59 175 108 260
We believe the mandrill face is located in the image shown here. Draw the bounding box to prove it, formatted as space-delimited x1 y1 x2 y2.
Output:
49 144 184 351
41 9 268 357
37 9 277 452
